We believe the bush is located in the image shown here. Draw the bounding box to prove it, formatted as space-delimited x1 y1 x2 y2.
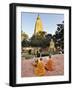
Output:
41 53 49 57
25 55 34 59
22 53 34 59
41 51 50 57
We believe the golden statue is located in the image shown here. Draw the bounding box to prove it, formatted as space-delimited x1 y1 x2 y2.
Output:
34 14 43 34
49 39 56 53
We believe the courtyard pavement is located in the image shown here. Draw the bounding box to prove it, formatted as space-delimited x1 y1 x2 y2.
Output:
21 54 64 77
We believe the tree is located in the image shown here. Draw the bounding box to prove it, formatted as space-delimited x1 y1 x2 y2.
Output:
45 34 52 41
29 32 50 48
29 34 44 47
21 31 28 41
21 31 29 47
37 31 46 37
53 21 64 52
22 40 29 47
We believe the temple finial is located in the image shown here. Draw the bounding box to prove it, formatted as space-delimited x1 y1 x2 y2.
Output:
37 13 40 20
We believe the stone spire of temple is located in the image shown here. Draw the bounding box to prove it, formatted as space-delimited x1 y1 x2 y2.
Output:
34 14 43 34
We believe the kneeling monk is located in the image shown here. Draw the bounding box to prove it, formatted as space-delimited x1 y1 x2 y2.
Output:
34 58 46 76
45 55 55 71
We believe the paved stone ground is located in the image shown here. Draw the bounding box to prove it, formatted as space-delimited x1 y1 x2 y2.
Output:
21 54 64 77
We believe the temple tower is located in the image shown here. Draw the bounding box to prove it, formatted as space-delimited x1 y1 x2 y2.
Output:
34 14 43 34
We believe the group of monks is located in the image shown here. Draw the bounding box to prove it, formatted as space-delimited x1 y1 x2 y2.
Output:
32 55 55 76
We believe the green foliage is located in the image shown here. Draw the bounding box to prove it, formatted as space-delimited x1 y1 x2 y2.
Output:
53 21 64 53
21 31 28 41
22 52 34 59
22 40 29 47
24 55 34 59
29 32 51 48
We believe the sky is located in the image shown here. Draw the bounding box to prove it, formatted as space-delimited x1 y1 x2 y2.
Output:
21 12 64 38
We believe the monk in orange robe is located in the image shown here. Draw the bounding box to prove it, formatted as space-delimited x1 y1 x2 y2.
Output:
45 55 55 71
34 58 46 76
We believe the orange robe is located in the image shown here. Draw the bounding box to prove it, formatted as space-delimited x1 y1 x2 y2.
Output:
34 60 46 76
45 59 55 71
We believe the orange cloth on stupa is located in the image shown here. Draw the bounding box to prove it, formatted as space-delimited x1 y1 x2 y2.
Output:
45 58 55 71
34 59 46 76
